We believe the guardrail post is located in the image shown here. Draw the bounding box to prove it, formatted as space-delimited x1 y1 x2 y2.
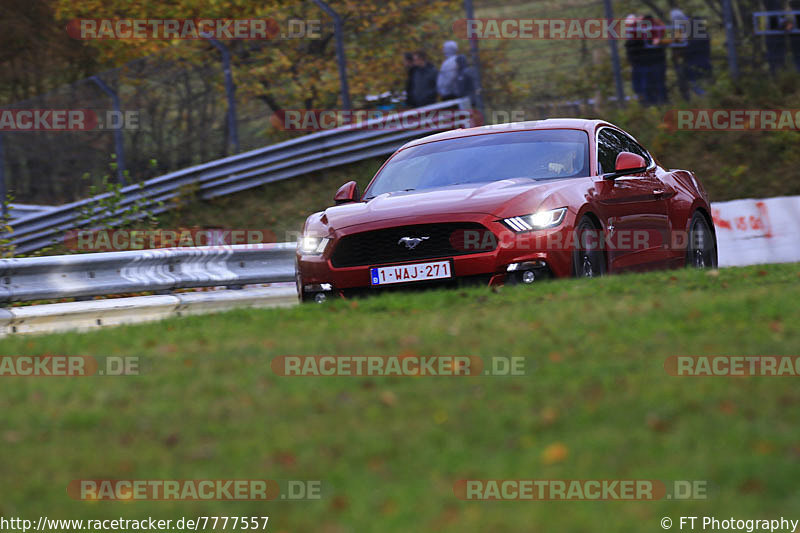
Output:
312 0 352 111
203 35 240 153
90 75 127 185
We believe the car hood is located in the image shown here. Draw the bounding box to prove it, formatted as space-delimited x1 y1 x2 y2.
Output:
319 178 583 230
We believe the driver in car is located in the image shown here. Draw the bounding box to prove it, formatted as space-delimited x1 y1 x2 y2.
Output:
548 147 579 176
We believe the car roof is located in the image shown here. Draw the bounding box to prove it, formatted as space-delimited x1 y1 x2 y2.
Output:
400 118 615 149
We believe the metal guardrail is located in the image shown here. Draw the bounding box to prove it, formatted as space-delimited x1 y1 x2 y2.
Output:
6 98 471 255
7 203 56 222
0 243 297 303
0 285 298 337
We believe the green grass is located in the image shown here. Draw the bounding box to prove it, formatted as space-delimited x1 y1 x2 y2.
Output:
1 263 800 531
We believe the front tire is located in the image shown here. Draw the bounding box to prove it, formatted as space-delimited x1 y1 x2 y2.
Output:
573 216 606 278
686 212 718 269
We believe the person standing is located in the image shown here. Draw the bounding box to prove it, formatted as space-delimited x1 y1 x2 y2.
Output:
437 40 460 100
684 16 713 96
641 14 668 105
670 8 691 100
409 51 438 107
624 14 648 103
764 0 788 74
454 55 478 106
789 0 800 71
403 52 418 107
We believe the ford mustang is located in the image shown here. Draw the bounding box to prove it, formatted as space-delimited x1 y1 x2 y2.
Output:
296 119 717 302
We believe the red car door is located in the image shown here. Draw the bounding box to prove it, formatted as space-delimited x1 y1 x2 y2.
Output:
592 127 672 272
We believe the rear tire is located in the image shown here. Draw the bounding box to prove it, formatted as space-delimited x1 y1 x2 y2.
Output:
572 216 606 278
686 212 718 269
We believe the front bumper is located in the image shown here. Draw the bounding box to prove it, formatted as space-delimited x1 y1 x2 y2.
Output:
297 213 575 300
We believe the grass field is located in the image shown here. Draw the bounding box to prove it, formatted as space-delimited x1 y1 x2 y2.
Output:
1 263 799 532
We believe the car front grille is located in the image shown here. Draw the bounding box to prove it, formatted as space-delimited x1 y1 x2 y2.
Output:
330 222 496 268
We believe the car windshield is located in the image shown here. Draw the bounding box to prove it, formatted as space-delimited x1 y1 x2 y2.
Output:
364 129 590 198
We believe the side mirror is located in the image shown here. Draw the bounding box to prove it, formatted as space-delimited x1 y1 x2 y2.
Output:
604 152 648 180
334 181 360 204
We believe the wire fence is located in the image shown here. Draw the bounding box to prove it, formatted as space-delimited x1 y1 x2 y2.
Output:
0 0 795 206
1 45 273 205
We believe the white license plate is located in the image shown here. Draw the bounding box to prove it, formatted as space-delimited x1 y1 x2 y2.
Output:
370 261 451 286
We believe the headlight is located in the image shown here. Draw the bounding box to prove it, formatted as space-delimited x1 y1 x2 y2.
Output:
299 236 329 254
502 208 567 232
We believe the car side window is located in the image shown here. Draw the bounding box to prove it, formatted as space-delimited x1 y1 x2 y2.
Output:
597 128 651 174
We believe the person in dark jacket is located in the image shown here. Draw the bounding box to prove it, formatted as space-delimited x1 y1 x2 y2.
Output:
403 52 418 107
624 14 648 103
641 14 668 105
683 17 713 96
626 14 668 105
670 9 688 100
790 0 800 72
408 51 438 107
454 55 478 106
764 0 788 74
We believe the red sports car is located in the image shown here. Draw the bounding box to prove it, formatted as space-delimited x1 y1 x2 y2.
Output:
296 119 717 302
